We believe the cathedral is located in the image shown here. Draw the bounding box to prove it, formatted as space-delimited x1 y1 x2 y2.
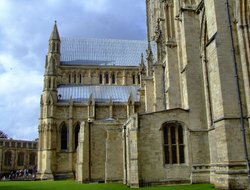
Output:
38 0 250 189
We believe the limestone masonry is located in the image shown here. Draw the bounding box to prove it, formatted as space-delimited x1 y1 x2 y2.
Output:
37 1 250 189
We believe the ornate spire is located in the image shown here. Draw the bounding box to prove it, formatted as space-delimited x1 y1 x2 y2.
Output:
50 20 60 41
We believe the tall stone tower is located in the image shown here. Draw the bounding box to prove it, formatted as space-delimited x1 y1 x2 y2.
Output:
38 21 60 180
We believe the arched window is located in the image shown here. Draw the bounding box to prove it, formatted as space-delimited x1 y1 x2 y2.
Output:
4 151 12 166
79 74 82 83
61 124 68 150
137 74 140 84
74 74 77 83
163 122 185 164
74 124 80 150
29 153 36 165
105 73 109 84
99 73 103 84
112 73 115 84
69 74 71 83
132 74 136 84
17 152 24 166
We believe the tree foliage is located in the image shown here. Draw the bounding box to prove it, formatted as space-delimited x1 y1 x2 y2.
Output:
0 130 8 138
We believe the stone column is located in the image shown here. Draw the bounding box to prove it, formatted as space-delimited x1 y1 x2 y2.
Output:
153 63 165 111
126 115 139 188
122 71 126 85
205 0 249 189
105 127 123 182
77 121 90 182
144 77 154 112
68 103 73 174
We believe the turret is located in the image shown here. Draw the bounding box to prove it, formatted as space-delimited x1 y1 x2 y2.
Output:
48 21 60 54
43 21 61 91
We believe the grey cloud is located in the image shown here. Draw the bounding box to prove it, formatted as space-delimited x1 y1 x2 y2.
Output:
0 0 146 140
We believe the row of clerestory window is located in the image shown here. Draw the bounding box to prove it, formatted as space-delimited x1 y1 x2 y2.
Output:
99 73 116 84
67 73 141 85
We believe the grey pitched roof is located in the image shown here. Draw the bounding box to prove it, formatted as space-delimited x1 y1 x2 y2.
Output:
60 38 149 67
57 85 140 103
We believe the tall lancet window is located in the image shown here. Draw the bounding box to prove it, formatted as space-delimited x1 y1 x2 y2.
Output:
132 74 136 84
112 73 115 84
74 124 80 150
61 124 68 150
99 73 103 84
105 73 109 84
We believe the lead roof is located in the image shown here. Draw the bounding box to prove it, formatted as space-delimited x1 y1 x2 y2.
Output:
57 85 140 103
60 38 149 67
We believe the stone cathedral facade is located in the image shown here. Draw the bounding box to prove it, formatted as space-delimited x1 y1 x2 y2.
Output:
38 0 250 189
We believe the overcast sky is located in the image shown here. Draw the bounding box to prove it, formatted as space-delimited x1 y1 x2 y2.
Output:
0 0 146 140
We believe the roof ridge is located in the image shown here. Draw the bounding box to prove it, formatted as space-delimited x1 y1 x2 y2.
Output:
60 37 147 43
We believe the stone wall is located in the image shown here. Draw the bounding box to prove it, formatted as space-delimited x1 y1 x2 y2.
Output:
0 139 37 175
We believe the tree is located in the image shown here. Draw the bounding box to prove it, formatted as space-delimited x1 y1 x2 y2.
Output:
0 130 8 139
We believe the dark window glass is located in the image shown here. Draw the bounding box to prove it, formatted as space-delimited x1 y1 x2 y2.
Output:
164 146 169 164
163 123 185 165
17 152 24 166
172 145 177 164
61 125 68 150
4 151 12 166
112 74 115 84
105 73 109 84
79 74 82 83
29 153 36 165
69 74 71 83
138 74 140 84
75 124 80 150
178 125 183 144
74 74 76 83
171 126 176 144
163 127 168 144
99 74 103 84
180 145 185 163
132 74 136 84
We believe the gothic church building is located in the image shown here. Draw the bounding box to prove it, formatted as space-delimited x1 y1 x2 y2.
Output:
38 0 250 189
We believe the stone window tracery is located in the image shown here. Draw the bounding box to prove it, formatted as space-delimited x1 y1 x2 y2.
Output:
163 122 185 164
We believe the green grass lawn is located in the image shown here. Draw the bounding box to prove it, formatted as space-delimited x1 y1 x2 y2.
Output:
0 181 218 190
